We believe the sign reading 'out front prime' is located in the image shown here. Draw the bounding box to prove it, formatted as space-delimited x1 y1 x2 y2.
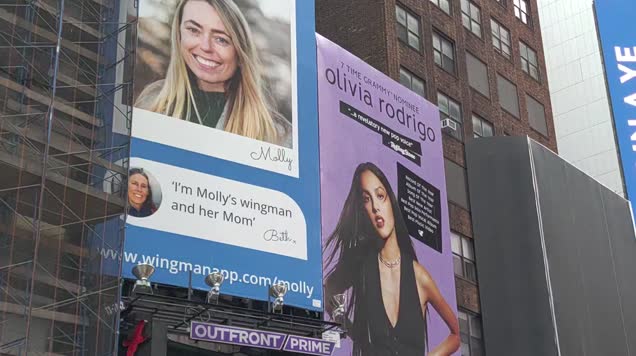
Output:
190 321 335 355
122 0 323 310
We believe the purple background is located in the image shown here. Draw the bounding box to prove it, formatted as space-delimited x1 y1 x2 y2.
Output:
189 321 286 349
317 35 458 355
284 335 336 355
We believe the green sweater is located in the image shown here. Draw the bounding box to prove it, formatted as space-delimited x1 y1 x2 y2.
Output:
191 88 226 128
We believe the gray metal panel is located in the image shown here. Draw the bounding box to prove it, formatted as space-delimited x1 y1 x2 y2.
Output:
445 158 470 209
467 137 636 356
526 95 548 136
466 137 558 356
530 142 629 356
601 188 636 355
466 52 490 98
496 75 520 117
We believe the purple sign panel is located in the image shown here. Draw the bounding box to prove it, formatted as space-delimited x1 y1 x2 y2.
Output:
317 35 460 355
190 321 335 355
190 321 286 350
283 335 336 355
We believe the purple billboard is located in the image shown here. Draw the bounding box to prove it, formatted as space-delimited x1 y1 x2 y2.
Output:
317 35 460 355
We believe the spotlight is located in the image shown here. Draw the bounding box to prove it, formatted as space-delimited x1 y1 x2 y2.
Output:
204 271 224 303
269 282 288 312
331 293 347 322
132 263 155 294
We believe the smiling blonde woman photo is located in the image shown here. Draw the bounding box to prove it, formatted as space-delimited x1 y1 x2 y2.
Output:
135 0 291 147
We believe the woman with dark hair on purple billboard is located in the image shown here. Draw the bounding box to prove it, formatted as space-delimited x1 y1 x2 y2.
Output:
324 162 460 356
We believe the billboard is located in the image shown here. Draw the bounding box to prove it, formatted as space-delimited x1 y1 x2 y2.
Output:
595 0 636 219
317 35 460 355
189 321 336 355
122 0 322 310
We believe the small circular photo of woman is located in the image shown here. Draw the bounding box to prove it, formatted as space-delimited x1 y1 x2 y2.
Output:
127 168 162 218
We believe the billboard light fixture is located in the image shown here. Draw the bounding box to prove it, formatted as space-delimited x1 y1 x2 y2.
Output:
331 293 347 324
269 282 288 312
132 263 155 295
205 271 224 303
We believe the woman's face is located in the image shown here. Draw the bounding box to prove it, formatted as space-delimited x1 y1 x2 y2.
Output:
128 173 150 209
360 170 395 240
179 0 239 92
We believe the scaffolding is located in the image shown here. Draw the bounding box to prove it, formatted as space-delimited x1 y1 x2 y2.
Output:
0 0 136 353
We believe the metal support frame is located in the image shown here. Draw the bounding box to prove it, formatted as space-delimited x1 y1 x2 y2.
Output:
0 0 136 353
122 292 343 342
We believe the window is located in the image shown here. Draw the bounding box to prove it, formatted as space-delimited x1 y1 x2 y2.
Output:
399 67 426 97
466 53 489 97
433 32 456 74
438 92 462 141
526 94 548 136
461 0 482 37
490 19 511 59
497 74 520 117
452 232 477 282
444 159 470 209
520 41 539 80
472 114 494 138
514 0 530 24
459 310 485 356
396 5 421 51
430 0 451 15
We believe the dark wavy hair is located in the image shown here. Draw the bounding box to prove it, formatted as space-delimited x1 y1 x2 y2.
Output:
127 168 156 213
324 162 416 336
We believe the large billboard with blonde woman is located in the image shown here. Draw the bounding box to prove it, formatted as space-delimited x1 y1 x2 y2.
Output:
318 35 460 355
122 0 323 310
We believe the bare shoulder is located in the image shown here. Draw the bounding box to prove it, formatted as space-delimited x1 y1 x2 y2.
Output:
135 80 165 109
413 260 436 291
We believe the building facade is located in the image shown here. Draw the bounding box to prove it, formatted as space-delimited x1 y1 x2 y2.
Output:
0 0 133 353
0 0 564 354
316 0 556 354
537 0 624 196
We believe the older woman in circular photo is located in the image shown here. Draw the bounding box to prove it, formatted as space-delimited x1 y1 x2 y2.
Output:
127 168 158 218
324 162 460 356
135 0 290 147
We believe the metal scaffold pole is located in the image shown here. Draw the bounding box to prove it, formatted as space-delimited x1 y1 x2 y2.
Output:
0 0 136 352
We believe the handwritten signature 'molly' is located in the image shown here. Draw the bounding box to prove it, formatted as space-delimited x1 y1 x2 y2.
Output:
250 147 293 171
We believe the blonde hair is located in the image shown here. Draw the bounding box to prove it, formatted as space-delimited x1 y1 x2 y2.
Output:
137 0 278 143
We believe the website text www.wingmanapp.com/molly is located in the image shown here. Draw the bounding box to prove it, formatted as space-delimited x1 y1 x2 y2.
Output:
98 247 316 299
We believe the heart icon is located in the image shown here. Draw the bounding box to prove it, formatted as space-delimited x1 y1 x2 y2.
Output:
418 230 424 237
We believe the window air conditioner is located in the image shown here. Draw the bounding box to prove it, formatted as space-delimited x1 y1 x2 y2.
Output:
441 118 457 131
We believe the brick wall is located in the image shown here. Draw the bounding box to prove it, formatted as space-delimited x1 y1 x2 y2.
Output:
316 0 556 320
